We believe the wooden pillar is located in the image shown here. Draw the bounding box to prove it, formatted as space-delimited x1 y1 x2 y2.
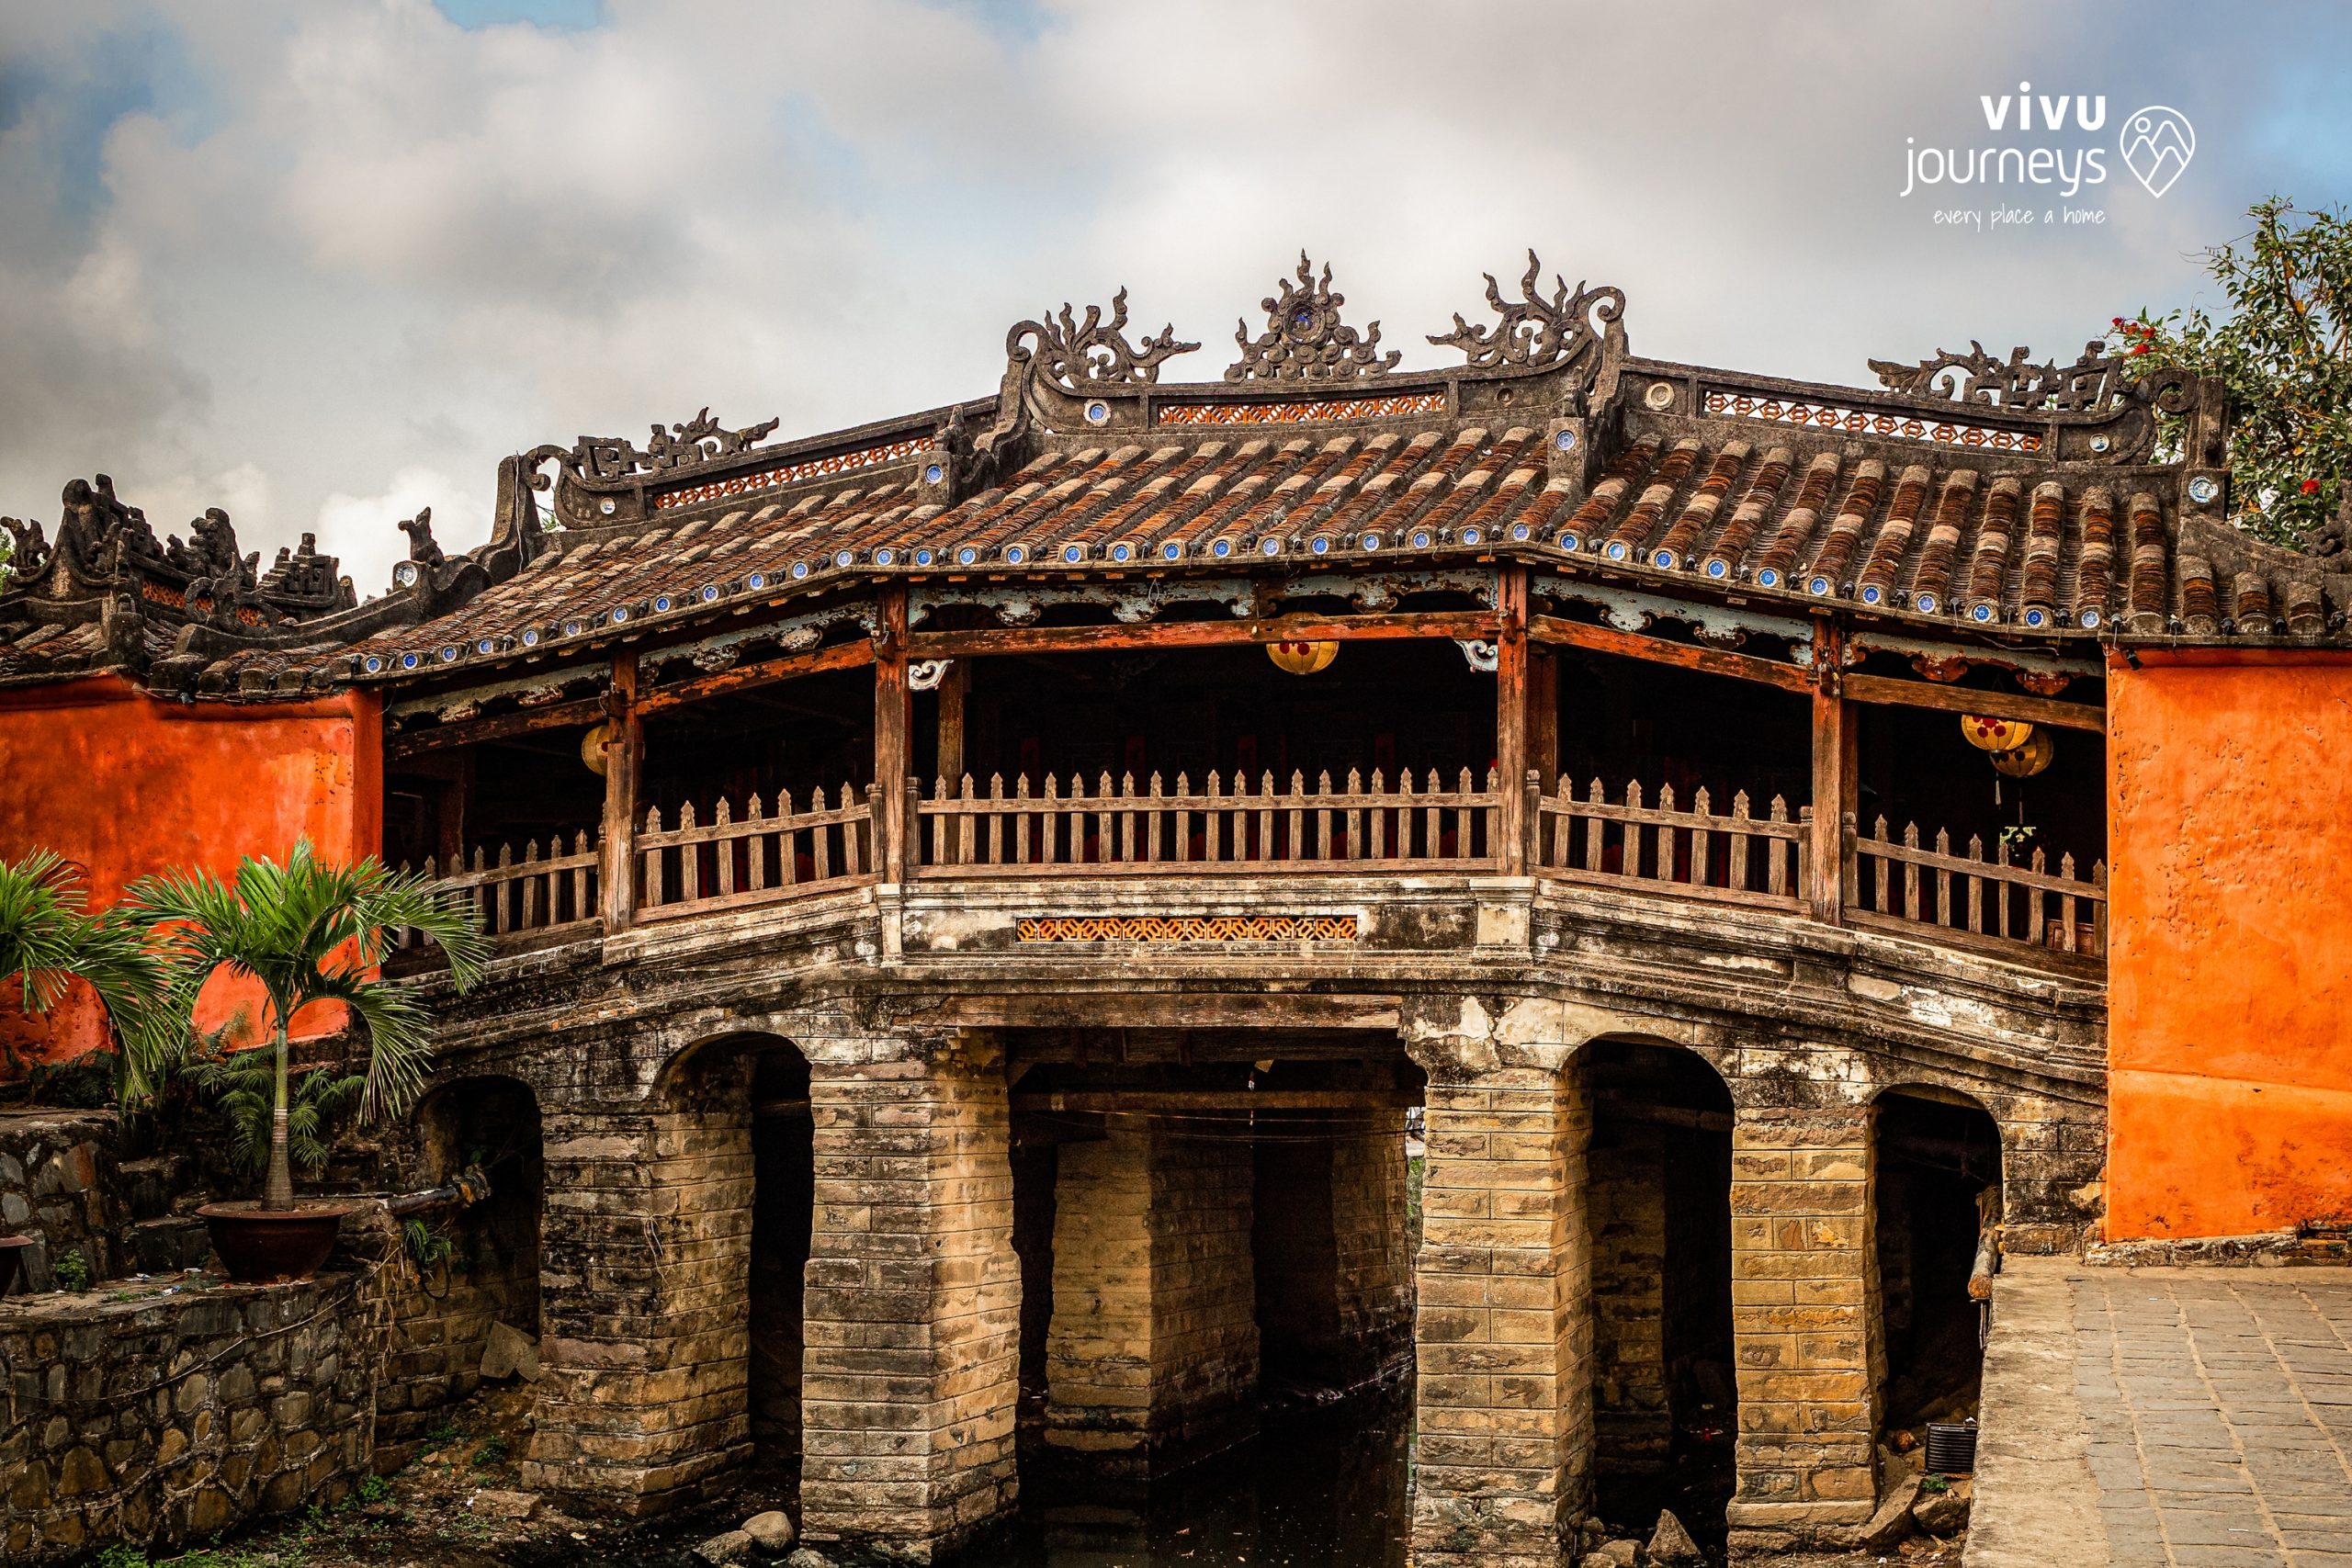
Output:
1806 620 1854 925
1529 644 1560 791
598 652 641 933
937 658 968 784
1496 565 1532 874
874 584 911 881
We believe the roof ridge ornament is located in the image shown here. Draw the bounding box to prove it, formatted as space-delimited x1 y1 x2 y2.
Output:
562 408 784 482
1225 252 1399 383
1867 340 2130 412
1429 250 1626 374
1008 288 1199 390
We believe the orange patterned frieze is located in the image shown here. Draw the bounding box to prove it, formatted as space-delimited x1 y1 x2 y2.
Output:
1703 389 2041 454
1013 914 1360 942
1156 392 1449 427
652 436 929 510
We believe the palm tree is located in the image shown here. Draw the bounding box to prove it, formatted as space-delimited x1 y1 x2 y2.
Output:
0 850 173 1107
128 840 489 1211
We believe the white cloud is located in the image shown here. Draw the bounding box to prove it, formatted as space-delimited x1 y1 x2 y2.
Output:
0 0 2340 592
317 465 466 597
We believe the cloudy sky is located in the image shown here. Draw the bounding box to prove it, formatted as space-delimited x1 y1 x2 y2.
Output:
4 0 2347 593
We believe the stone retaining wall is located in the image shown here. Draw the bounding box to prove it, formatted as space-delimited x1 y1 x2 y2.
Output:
0 1109 128 1291
0 1267 390 1562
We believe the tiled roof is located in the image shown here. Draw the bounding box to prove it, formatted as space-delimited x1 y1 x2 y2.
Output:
13 292 2351 700
315 396 2209 685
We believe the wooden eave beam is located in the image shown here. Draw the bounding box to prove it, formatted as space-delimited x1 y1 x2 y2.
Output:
1840 671 2104 733
637 639 876 715
1531 613 1814 694
906 610 1498 660
1529 612 2105 730
385 694 607 761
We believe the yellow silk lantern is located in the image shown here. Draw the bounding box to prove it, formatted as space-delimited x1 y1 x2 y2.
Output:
1268 640 1339 675
1989 728 2055 778
1960 713 2033 753
581 721 611 775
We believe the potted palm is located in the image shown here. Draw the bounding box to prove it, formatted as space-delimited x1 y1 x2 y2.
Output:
0 850 173 1295
129 840 486 1283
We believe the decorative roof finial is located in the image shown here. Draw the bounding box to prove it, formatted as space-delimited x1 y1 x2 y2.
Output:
1867 341 2128 412
1430 250 1625 374
1225 252 1399 383
1008 289 1199 390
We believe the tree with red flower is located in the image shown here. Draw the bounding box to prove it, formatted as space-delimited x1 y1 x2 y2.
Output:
2110 198 2352 548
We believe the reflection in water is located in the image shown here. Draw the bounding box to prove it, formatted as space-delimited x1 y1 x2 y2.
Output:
978 1384 1414 1568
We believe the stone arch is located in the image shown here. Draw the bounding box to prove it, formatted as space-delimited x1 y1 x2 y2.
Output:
1581 1033 1737 1541
379 1074 546 1465
654 1028 817 1491
1868 1082 2002 1441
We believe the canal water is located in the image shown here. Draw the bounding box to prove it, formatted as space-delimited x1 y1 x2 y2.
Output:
977 1385 1415 1568
521 1381 1725 1568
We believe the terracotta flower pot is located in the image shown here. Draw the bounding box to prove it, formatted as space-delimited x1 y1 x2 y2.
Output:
198 1202 350 1284
0 1235 34 1298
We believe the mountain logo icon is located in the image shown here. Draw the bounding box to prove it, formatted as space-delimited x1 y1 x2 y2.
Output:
2120 106 2196 197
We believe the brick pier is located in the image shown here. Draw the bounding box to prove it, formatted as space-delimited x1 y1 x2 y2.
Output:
1043 1117 1261 1476
797 1040 1022 1562
1725 1101 1884 1549
1410 1066 1593 1568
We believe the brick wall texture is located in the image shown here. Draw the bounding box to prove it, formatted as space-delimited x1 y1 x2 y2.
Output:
1046 1118 1260 1474
797 1054 1021 1561
1410 1067 1591 1568
1726 1103 1884 1542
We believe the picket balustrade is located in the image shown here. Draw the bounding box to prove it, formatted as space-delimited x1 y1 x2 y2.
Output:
912 767 1501 874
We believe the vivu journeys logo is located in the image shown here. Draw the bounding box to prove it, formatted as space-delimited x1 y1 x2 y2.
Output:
2120 107 2195 197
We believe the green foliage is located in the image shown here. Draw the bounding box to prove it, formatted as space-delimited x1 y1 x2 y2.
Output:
126 840 489 1202
357 1472 390 1505
96 1547 150 1568
472 1434 509 1468
25 1048 117 1108
424 1419 462 1447
1920 1472 1952 1494
2117 197 2352 547
196 1042 366 1179
403 1218 453 1272
53 1247 90 1292
0 850 175 1109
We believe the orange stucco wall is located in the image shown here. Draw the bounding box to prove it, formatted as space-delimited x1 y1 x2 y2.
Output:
2108 649 2352 1239
0 676 379 1065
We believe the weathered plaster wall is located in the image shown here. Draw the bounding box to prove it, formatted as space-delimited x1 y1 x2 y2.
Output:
2108 650 2352 1239
0 676 379 1065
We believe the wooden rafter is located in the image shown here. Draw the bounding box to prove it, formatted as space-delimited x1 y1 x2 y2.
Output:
906 610 1499 660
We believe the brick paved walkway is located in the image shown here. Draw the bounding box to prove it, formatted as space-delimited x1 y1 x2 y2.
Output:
1969 1259 2352 1568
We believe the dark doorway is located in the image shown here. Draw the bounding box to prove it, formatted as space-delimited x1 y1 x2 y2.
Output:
1874 1089 2002 1435
750 1046 815 1483
1586 1041 1736 1545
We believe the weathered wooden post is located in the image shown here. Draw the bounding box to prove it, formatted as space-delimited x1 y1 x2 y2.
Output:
874 583 911 882
1497 564 1532 874
598 651 641 933
1807 617 1855 926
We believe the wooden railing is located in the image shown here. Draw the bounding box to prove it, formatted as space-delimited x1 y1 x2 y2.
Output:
911 769 1502 874
1849 816 2107 960
1532 778 1807 910
404 832 600 942
637 786 876 919
408 773 2107 975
